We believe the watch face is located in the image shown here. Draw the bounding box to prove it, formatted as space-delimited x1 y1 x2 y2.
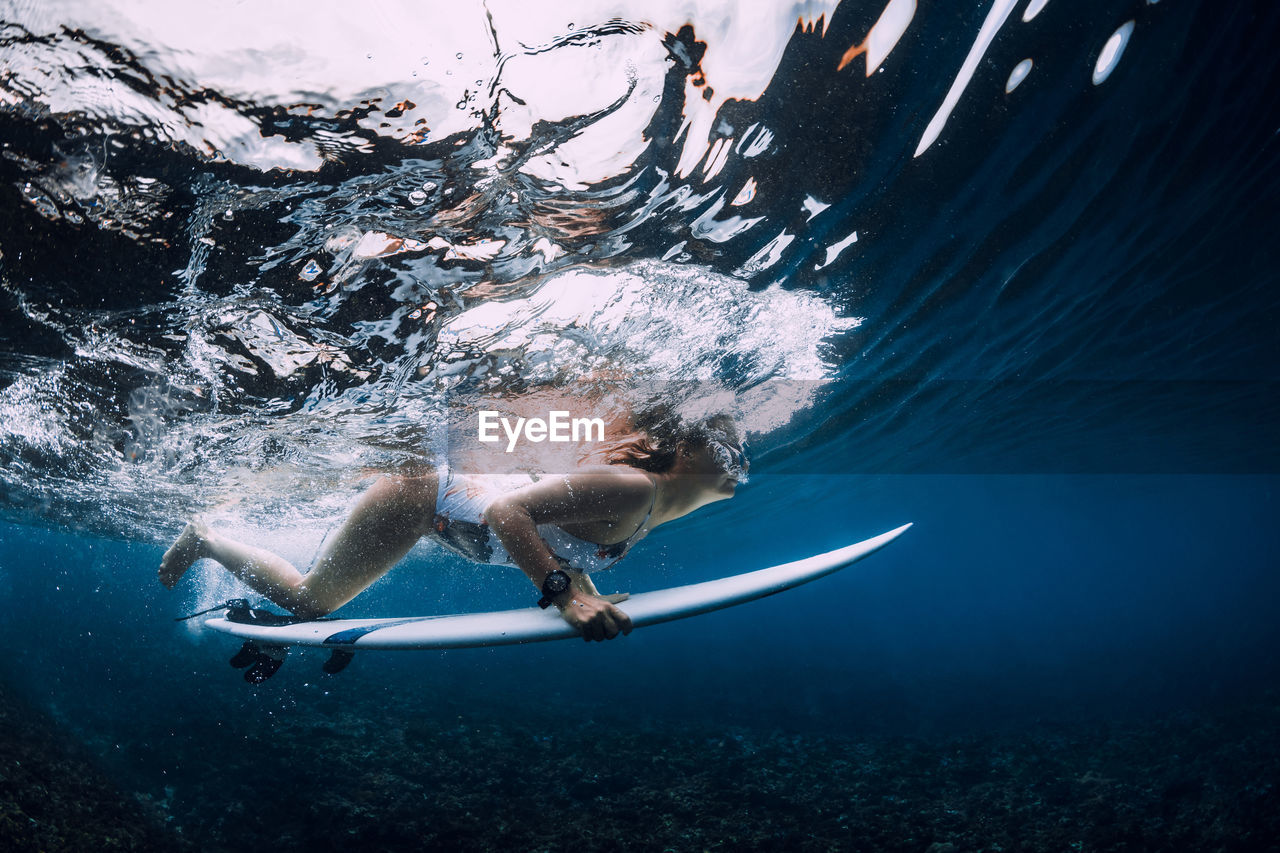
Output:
544 571 570 595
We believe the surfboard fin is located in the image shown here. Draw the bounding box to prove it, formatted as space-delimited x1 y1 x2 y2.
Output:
228 640 289 683
322 649 355 675
229 640 259 669
245 646 287 683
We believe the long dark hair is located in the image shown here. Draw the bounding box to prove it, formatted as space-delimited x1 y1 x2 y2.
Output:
591 411 728 472
595 432 682 472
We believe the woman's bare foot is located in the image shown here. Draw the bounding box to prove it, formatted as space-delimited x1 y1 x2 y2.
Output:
158 520 210 589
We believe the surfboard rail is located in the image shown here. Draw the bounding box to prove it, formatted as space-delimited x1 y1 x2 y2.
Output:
204 522 912 651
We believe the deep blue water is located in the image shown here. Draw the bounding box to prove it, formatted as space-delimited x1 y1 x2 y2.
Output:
1 0 1278 848
2 474 1277 739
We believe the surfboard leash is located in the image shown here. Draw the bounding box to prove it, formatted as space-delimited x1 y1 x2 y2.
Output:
174 598 301 626
173 598 247 621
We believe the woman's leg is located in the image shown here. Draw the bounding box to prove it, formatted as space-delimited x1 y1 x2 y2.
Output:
292 473 438 617
158 474 439 618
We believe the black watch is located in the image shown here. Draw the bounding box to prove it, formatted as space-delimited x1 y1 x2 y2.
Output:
538 569 572 609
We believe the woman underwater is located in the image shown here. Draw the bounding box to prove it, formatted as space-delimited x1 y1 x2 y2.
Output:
159 414 749 647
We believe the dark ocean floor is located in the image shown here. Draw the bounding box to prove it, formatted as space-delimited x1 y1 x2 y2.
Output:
3 681 1279 853
0 683 178 852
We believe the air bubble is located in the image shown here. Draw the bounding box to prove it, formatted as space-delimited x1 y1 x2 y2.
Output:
222 209 233 220
1093 21 1134 85
1006 59 1033 93
422 181 438 192
456 52 463 60
408 190 428 205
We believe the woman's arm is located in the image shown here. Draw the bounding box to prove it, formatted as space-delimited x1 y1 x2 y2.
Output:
482 468 650 641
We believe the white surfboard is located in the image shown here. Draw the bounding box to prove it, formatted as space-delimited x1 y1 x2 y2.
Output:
204 523 911 651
